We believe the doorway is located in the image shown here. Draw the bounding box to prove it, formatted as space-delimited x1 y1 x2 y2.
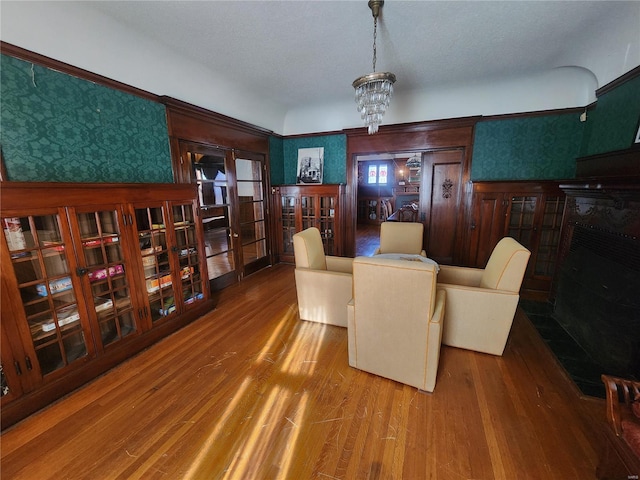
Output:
180 143 270 291
354 148 466 264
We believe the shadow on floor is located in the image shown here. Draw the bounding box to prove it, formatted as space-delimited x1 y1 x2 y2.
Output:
520 299 605 399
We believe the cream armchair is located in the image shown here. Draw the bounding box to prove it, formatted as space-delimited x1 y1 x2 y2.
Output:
373 221 426 256
347 256 446 392
438 237 531 356
293 227 353 327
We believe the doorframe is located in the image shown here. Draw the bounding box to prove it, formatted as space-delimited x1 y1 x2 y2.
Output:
345 117 479 258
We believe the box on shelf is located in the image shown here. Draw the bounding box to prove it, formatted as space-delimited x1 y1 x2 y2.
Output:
3 217 26 251
88 264 124 282
36 276 73 297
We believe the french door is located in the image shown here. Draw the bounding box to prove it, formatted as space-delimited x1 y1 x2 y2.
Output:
179 143 270 291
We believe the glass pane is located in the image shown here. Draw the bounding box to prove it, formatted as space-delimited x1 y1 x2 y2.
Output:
379 165 388 184
1 364 9 397
203 205 234 280
368 165 377 184
3 213 88 376
193 153 228 207
78 209 136 345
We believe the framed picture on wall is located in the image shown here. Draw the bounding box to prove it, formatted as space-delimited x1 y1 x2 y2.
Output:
296 147 324 184
634 118 640 147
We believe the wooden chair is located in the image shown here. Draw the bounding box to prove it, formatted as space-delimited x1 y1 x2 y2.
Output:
597 374 640 479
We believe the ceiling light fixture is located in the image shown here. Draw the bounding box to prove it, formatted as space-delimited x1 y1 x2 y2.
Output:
353 0 396 135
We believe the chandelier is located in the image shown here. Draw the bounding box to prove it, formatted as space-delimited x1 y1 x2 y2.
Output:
353 0 396 135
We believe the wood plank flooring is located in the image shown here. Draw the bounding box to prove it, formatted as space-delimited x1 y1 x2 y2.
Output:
1 263 605 479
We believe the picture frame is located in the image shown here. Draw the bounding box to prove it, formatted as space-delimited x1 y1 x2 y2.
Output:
296 147 324 184
634 119 640 145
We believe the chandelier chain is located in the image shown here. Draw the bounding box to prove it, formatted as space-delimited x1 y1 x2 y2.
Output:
372 16 377 72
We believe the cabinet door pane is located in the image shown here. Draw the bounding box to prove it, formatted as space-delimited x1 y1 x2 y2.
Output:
4 214 88 375
76 209 136 347
507 196 537 248
172 203 204 311
301 195 316 230
136 206 175 323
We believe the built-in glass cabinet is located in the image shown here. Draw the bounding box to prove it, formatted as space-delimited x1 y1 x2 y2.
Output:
1 183 211 429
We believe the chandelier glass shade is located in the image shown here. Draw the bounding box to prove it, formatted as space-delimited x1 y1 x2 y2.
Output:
353 0 396 135
353 72 396 135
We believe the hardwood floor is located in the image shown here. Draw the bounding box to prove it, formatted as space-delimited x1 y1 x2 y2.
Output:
1 264 605 479
356 223 380 257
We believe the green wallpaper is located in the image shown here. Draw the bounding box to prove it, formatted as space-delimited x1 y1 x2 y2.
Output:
0 54 173 183
277 134 347 185
580 75 640 156
471 113 583 181
269 136 285 185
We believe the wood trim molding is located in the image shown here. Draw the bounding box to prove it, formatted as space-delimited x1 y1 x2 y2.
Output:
161 96 273 138
1 41 159 102
596 64 640 97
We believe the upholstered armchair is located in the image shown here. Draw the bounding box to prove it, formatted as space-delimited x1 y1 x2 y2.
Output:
293 227 353 327
347 256 446 392
437 237 530 356
373 222 426 256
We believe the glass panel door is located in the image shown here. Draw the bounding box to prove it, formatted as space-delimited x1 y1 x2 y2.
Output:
73 208 137 349
3 213 90 375
182 143 240 291
235 153 270 276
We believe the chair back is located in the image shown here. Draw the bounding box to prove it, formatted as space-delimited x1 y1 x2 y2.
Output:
350 256 442 390
480 237 531 292
293 227 327 270
378 222 424 255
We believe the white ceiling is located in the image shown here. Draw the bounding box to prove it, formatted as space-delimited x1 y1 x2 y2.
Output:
2 1 639 134
87 1 637 109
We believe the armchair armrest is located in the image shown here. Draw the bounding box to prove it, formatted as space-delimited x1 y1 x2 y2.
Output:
326 255 354 273
437 265 483 287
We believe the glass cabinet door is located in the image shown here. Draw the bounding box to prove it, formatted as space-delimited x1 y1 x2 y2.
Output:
280 193 297 257
171 203 205 312
73 207 137 349
135 205 175 324
318 195 337 255
2 213 90 376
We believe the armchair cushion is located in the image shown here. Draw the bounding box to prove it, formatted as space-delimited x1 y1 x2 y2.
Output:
293 227 353 327
347 256 445 392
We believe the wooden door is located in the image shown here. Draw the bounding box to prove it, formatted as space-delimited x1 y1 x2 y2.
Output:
421 149 465 264
180 143 241 291
233 151 271 277
466 192 508 267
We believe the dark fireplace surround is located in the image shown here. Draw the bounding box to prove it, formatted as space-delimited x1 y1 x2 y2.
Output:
555 148 640 380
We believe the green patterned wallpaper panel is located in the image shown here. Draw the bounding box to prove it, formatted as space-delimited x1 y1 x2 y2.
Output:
471 113 583 181
0 54 173 183
280 134 347 185
269 136 285 185
580 75 640 156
